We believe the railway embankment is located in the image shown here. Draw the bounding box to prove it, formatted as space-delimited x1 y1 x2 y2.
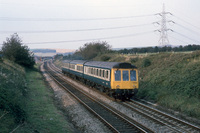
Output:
0 60 75 132
54 51 200 122
132 51 200 122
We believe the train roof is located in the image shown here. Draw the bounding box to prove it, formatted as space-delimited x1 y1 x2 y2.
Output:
84 61 137 69
70 60 87 64
62 60 137 69
62 60 72 63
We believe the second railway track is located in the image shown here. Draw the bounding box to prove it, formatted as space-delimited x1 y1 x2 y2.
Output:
123 100 200 133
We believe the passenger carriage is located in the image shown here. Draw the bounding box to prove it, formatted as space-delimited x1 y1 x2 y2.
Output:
62 60 139 100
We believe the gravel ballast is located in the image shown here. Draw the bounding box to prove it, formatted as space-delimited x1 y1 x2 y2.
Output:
41 63 111 133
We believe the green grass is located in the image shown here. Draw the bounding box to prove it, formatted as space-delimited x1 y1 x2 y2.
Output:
16 66 73 133
0 60 73 132
133 51 200 118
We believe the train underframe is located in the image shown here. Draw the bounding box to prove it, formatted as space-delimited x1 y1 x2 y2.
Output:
62 70 138 101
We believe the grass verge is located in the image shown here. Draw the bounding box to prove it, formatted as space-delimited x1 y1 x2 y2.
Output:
0 62 73 132
17 66 73 132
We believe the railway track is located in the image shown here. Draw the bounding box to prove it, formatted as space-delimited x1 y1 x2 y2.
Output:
44 61 153 133
47 61 200 133
122 100 200 133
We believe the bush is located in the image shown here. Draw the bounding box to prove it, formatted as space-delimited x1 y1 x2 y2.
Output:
77 41 111 60
101 55 111 61
142 58 151 67
2 33 35 68
130 57 138 63
0 60 27 123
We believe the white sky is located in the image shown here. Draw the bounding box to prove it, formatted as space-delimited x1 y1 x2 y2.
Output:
1 0 200 50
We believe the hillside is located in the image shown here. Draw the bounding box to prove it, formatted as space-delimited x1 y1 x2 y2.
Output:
96 51 200 119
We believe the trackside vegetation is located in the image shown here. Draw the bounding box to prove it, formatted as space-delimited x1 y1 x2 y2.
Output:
134 52 200 118
0 34 73 132
94 51 200 119
1 34 35 68
58 43 200 119
0 60 73 132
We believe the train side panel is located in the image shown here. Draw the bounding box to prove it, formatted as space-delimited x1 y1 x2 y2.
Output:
84 74 111 88
69 64 84 78
83 65 111 88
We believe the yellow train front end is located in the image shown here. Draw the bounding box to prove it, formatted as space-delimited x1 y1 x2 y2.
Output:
111 68 139 100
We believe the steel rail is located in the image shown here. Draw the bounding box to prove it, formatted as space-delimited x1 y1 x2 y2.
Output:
44 61 153 133
126 99 200 133
50 60 200 132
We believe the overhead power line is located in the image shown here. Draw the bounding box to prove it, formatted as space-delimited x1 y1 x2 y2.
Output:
0 14 154 21
176 23 200 36
173 31 200 44
0 23 151 34
168 35 190 44
173 15 200 30
25 30 153 45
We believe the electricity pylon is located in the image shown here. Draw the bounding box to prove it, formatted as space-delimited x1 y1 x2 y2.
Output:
155 4 173 47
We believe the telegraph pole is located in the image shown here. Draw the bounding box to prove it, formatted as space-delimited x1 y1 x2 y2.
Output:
155 4 173 47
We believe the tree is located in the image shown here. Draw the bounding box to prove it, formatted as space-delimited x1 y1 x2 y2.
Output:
77 41 111 60
0 51 3 61
2 34 35 68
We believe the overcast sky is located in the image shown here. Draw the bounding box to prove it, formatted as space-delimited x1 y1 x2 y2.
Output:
1 0 200 50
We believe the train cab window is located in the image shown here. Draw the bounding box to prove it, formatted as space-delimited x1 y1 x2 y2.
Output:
115 70 121 81
123 70 129 81
130 70 137 81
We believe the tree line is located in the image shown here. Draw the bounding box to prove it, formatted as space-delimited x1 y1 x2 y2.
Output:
63 42 200 60
118 44 200 54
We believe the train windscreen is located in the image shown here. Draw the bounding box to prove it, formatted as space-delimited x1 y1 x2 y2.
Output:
130 70 137 81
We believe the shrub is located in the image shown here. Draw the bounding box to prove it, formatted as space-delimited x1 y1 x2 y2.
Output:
101 55 111 61
130 57 138 63
142 58 151 67
2 34 35 68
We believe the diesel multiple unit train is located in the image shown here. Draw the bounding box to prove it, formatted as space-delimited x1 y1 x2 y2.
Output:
62 60 139 100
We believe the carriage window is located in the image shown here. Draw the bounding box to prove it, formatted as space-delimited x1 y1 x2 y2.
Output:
77 66 83 72
130 70 137 81
96 69 99 76
91 68 93 74
105 71 109 79
70 64 75 69
115 70 121 81
123 70 129 81
99 69 101 77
